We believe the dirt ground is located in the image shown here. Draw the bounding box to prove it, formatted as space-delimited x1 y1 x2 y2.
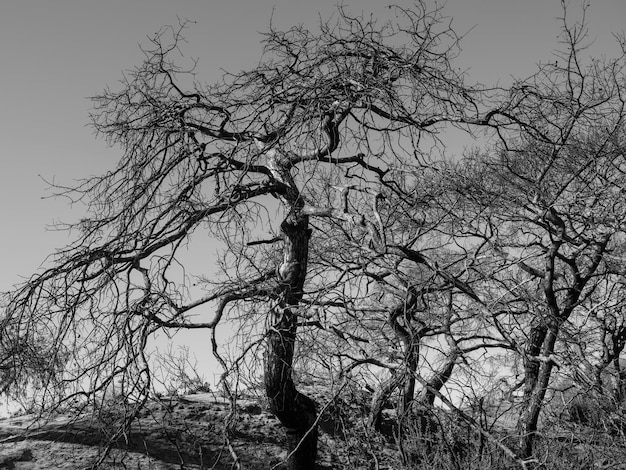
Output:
5 392 626 469
0 393 306 469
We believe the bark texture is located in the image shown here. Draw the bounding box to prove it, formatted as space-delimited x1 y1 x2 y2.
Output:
264 216 317 469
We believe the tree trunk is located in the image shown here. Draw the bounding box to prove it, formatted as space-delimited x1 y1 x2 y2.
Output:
265 216 318 470
616 359 626 403
517 323 557 459
610 327 626 403
369 370 405 431
400 357 417 416
419 353 458 407
387 295 422 419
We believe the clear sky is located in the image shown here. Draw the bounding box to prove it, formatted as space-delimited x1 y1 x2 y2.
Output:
1 0 625 385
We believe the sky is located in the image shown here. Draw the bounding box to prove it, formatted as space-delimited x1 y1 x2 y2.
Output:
1 0 626 387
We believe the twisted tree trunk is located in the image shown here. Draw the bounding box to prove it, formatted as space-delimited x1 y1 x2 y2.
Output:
265 216 318 470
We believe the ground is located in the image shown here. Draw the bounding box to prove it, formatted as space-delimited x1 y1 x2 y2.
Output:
0 388 376 470
4 389 626 469
0 393 299 469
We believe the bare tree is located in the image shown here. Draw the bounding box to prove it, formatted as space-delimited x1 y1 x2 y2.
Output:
6 2 622 468
0 4 499 468
446 2 626 458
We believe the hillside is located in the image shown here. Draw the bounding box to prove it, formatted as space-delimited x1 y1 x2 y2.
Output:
0 388 393 470
2 389 626 469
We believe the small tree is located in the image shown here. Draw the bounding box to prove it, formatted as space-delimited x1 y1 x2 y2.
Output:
447 2 626 457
